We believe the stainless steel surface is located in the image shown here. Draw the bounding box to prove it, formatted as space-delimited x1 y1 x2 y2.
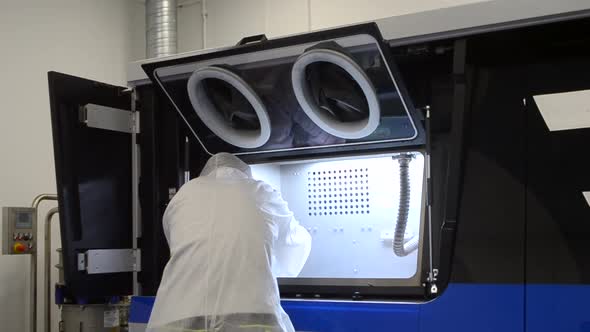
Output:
44 208 59 332
77 253 86 271
146 0 178 58
2 206 40 332
30 253 36 332
131 91 142 296
80 104 134 133
55 248 64 286
2 207 37 255
31 194 58 210
2 209 8 254
2 207 38 332
79 249 140 274
25 194 57 332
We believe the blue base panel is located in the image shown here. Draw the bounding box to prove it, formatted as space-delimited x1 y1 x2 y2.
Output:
130 283 590 332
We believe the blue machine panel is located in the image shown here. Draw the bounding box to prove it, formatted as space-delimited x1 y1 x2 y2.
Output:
283 300 419 332
130 296 156 325
526 285 590 332
129 284 590 331
130 284 529 331
419 284 524 332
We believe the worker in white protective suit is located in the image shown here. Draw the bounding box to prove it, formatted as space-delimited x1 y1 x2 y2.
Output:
147 153 312 332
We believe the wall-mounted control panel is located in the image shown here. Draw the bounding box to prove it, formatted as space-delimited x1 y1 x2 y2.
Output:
2 207 36 255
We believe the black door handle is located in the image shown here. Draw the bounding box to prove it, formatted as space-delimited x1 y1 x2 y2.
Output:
236 34 268 46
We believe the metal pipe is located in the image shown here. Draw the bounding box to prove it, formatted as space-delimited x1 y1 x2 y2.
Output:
201 0 207 49
44 208 59 332
184 136 190 184
28 194 57 332
146 0 178 58
425 107 437 293
30 252 37 332
31 194 57 209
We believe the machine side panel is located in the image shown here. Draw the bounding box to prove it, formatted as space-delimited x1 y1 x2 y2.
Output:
136 85 184 296
448 62 527 284
524 51 590 330
419 283 524 332
284 300 419 332
524 56 590 284
526 285 590 332
128 284 523 332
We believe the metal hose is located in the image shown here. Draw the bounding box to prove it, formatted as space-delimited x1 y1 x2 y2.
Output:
31 194 57 209
146 0 178 58
29 194 57 332
44 208 59 332
393 154 419 256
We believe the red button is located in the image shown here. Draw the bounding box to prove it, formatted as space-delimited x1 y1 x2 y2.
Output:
13 242 26 253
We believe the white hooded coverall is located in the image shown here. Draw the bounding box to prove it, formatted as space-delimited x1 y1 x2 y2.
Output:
147 153 312 332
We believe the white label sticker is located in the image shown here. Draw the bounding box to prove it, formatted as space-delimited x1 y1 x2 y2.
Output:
583 192 590 208
533 89 590 132
104 309 120 328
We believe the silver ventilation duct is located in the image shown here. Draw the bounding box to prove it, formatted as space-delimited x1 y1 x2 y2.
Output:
146 0 178 58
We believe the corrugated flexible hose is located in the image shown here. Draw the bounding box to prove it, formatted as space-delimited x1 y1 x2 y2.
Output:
393 155 419 257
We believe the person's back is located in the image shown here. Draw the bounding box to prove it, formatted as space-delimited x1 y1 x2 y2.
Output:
147 153 311 332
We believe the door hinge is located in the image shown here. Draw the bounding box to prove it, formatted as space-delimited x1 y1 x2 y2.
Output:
131 111 141 135
77 249 141 274
79 103 140 134
426 268 439 296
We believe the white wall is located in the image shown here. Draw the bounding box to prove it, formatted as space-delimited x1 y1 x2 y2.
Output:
205 0 266 48
264 0 309 39
0 1 144 332
198 0 489 49
178 0 590 51
178 1 204 53
202 0 296 48
309 0 486 30
130 1 148 61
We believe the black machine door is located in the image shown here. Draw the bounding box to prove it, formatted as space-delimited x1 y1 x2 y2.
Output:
48 72 133 300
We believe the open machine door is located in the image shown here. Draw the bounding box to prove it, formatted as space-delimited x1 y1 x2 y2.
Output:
48 72 134 300
141 23 425 158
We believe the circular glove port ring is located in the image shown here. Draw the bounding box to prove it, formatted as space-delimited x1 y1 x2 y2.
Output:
187 66 271 149
291 48 380 139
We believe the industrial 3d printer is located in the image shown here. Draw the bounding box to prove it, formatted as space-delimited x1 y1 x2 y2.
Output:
46 6 590 332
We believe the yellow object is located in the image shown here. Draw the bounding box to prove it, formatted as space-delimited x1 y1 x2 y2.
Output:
13 242 26 253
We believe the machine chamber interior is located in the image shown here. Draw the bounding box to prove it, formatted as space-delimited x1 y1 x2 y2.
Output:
251 152 425 280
